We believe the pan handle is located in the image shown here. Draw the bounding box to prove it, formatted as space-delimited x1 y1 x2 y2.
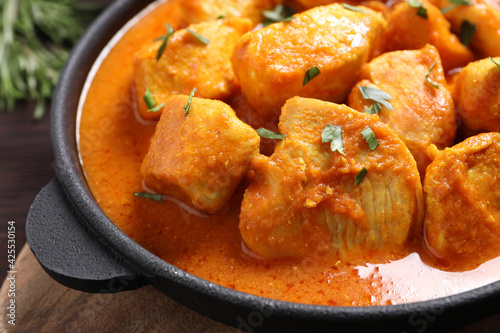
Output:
26 178 147 293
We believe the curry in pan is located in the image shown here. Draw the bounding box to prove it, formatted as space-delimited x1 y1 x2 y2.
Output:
78 0 500 306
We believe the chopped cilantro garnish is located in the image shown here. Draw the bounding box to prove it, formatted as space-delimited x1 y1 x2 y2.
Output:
143 87 156 109
262 4 295 26
358 86 393 112
425 61 440 89
134 192 163 202
256 128 285 139
342 3 366 13
490 57 500 67
441 0 472 14
148 103 166 113
183 88 196 116
322 124 345 155
143 87 166 112
176 84 185 95
364 102 382 115
355 167 368 185
409 0 428 19
361 126 379 151
155 23 175 61
187 29 210 45
303 66 320 86
459 20 476 47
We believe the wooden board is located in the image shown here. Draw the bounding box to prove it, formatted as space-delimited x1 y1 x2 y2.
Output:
1 244 499 332
0 245 235 333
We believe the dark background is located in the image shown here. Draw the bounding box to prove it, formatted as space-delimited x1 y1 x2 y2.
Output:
0 102 54 280
0 0 114 281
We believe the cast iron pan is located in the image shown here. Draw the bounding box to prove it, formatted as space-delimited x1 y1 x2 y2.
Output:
26 0 500 331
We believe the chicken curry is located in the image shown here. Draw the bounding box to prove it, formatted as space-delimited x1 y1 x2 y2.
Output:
78 0 500 306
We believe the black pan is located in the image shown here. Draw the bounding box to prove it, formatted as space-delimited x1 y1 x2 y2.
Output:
26 0 500 331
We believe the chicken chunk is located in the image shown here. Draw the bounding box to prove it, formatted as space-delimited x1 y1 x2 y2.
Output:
430 0 500 57
133 18 252 120
383 0 474 71
239 97 424 259
141 95 260 214
424 133 500 270
231 3 387 121
348 44 456 178
173 0 282 26
453 57 500 134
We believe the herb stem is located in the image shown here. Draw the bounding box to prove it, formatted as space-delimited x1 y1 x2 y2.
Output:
184 88 196 116
425 61 440 89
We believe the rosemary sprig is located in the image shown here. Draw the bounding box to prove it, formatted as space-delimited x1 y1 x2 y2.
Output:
0 0 103 119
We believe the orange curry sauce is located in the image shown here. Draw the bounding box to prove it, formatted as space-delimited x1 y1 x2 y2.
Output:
78 0 500 306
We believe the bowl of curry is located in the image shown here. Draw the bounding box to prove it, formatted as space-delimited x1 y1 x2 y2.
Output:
26 0 500 331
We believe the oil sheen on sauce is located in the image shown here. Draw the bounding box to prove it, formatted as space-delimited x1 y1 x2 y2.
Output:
78 0 500 307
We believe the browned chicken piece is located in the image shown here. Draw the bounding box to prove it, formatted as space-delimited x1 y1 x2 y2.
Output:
424 133 500 270
383 0 474 71
429 0 500 57
133 18 252 120
173 0 283 25
141 95 260 214
239 97 424 259
231 3 387 121
453 57 500 134
348 44 456 178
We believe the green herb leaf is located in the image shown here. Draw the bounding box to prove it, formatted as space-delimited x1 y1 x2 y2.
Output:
361 126 379 151
144 87 165 112
417 6 428 18
321 124 338 143
183 88 196 116
408 0 428 19
355 167 368 185
156 23 175 61
342 3 366 13
322 124 345 155
256 128 285 139
263 5 285 21
134 192 163 202
490 57 500 67
187 29 210 45
364 102 382 115
459 20 476 46
358 86 393 110
262 4 295 26
148 102 166 113
425 61 440 89
303 66 320 86
143 87 156 109
216 15 226 19
176 84 185 94
441 0 472 14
